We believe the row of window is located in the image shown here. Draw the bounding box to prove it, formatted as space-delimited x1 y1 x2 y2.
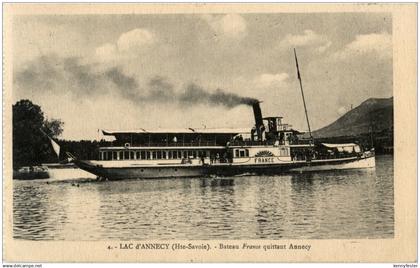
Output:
99 148 290 161
233 149 289 157
99 150 211 161
234 149 249 158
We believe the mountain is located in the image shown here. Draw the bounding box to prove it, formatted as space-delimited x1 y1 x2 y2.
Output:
312 97 393 138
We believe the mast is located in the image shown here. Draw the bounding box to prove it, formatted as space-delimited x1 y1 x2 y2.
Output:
293 48 313 141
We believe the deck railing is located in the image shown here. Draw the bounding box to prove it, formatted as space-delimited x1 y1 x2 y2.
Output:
112 139 312 148
113 141 221 147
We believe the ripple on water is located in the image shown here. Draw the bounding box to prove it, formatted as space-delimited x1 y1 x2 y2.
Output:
13 155 394 240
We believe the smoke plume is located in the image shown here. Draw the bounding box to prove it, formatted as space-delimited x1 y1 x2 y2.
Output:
15 55 258 108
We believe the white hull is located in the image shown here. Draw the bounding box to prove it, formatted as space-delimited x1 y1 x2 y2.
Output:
74 155 376 180
289 155 375 172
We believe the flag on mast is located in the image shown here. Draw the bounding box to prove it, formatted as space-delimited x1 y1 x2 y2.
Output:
294 48 301 80
49 137 60 158
40 128 60 158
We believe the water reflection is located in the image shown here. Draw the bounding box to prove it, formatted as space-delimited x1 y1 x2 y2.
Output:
254 177 287 239
13 183 69 240
14 155 394 240
290 174 315 192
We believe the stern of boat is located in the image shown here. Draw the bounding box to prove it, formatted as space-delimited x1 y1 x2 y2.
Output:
360 148 376 168
66 152 105 178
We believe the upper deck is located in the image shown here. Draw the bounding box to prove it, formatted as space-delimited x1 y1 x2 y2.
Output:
101 128 250 148
99 122 310 149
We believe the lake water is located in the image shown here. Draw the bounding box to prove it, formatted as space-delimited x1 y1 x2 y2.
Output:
13 155 394 240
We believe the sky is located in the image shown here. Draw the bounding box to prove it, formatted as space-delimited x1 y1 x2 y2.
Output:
12 13 393 140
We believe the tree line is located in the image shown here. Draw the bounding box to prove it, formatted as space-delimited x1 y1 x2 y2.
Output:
13 99 108 169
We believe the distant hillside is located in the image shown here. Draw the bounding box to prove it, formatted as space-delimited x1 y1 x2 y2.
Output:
312 97 393 138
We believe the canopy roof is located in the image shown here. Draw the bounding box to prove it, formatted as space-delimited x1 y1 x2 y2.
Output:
322 143 361 153
321 143 358 148
102 128 250 136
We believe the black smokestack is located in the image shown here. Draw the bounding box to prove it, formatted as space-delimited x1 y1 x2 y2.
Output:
252 102 264 141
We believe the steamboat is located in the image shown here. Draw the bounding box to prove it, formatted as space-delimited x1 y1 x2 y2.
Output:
68 50 375 180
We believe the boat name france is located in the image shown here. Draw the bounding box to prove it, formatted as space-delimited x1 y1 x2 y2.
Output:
254 157 275 163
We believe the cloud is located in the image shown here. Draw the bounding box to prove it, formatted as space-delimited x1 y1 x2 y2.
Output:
255 73 289 88
201 14 247 39
94 28 155 62
334 32 392 60
117 28 155 51
279 30 332 53
95 43 118 61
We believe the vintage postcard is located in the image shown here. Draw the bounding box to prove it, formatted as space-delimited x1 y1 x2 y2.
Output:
3 3 417 263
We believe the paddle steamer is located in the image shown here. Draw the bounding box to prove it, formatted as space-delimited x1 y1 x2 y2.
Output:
69 101 375 180
68 50 375 179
